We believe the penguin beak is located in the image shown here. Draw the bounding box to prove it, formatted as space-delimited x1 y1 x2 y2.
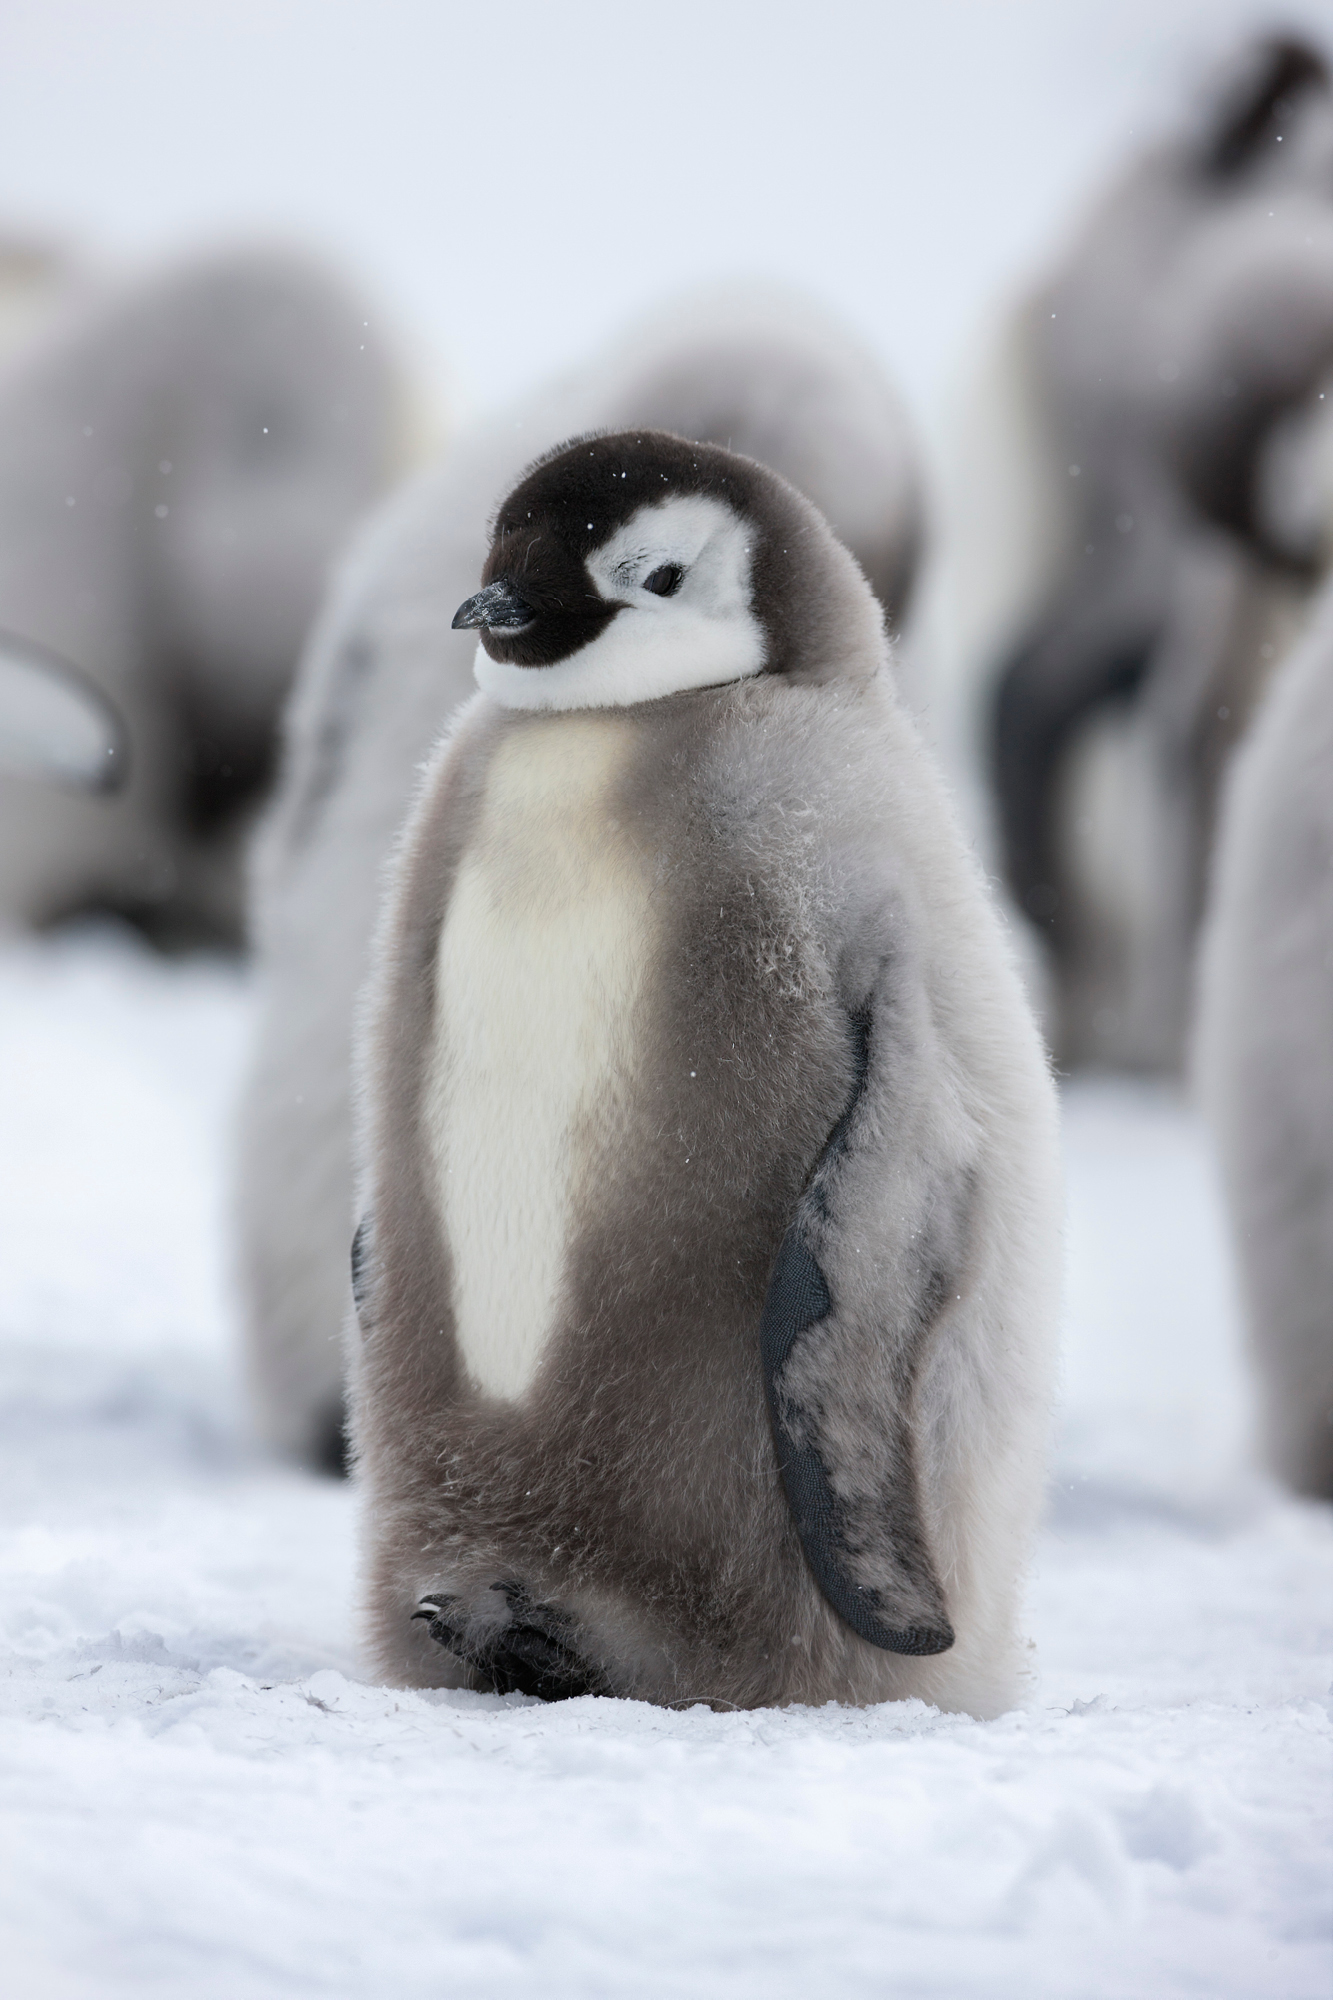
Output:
451 581 534 631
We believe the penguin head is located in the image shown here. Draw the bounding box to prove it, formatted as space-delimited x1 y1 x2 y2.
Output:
1164 35 1333 569
453 430 884 711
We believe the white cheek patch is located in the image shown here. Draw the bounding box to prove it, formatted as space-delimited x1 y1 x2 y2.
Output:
474 493 766 711
0 642 122 789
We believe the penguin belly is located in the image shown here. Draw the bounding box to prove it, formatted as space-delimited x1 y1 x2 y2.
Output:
423 713 654 1401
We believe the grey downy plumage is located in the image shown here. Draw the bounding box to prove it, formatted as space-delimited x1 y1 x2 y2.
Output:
350 430 1061 1715
1196 578 1333 1499
237 286 926 1468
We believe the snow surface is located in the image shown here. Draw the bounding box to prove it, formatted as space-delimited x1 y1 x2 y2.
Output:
0 927 1329 2000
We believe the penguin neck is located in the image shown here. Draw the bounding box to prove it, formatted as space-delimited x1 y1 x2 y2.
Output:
471 611 765 714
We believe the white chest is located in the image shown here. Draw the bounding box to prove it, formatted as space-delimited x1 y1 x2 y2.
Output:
423 716 655 1400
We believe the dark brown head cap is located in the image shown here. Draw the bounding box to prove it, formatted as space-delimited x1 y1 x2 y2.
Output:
452 429 885 706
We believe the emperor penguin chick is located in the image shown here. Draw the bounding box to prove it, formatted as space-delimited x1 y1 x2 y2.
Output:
1196 582 1333 1499
352 432 1060 1716
240 288 924 1469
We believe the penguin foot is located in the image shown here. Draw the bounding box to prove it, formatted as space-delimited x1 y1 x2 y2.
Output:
414 1582 604 1702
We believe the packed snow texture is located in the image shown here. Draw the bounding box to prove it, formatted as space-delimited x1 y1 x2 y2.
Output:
0 929 1328 2000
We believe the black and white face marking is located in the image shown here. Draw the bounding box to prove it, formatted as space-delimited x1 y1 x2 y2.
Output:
453 433 768 712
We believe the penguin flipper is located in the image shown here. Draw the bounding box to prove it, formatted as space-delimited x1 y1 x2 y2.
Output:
760 990 977 1657
992 573 1162 932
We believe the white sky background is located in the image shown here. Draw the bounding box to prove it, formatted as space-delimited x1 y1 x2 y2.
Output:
3 0 1333 427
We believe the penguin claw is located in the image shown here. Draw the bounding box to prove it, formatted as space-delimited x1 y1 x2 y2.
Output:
414 1585 605 1703
412 1594 461 1633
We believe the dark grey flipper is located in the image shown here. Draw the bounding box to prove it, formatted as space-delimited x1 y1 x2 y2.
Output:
415 1583 605 1701
991 583 1162 935
1201 35 1327 181
760 1009 957 1657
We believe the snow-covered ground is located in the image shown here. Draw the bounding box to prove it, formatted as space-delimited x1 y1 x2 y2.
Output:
0 928 1328 2000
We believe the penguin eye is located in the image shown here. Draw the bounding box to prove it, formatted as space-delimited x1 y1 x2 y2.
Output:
642 563 684 598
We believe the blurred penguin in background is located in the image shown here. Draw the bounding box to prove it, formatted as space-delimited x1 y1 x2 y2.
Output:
0 631 125 792
1196 582 1333 1501
957 35 1333 1069
236 287 925 1468
0 245 404 945
0 231 79 366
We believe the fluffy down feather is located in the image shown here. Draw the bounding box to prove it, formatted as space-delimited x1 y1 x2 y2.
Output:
1196 579 1333 1498
237 288 925 1465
